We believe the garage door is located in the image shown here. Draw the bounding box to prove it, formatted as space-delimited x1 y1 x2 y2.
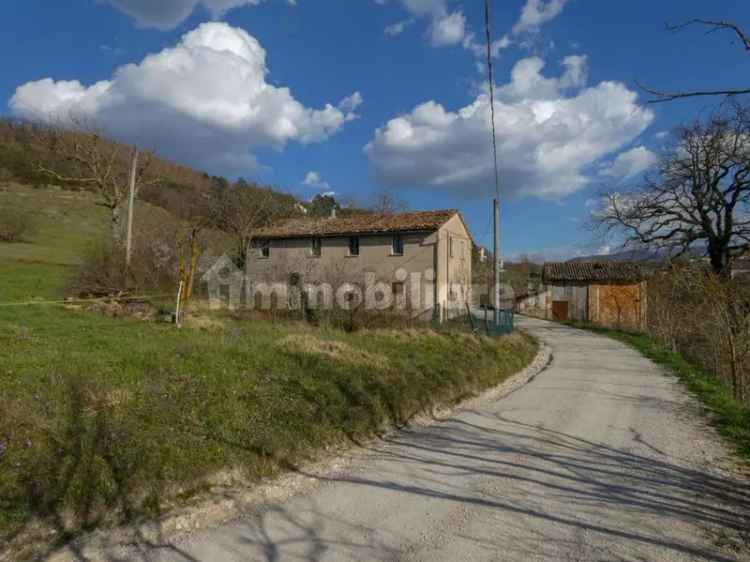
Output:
552 301 569 321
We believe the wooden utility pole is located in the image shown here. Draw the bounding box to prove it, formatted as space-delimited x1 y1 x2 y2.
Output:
485 0 503 327
493 198 501 325
125 147 138 269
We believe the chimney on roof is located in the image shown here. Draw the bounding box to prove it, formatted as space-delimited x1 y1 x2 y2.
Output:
331 208 337 219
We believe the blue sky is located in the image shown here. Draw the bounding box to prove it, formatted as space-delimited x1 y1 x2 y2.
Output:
2 0 749 260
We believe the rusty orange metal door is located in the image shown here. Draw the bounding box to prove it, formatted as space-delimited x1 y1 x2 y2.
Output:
552 301 568 321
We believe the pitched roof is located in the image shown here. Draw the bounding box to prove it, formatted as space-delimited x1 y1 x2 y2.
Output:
256 209 459 239
542 262 647 284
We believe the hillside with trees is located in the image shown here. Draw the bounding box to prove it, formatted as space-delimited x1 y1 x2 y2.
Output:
0 119 346 298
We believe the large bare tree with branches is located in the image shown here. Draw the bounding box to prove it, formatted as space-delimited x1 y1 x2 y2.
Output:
210 182 292 268
596 104 750 275
641 19 750 102
34 118 158 246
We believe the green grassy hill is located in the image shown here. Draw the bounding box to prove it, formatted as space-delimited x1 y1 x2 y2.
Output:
0 181 538 559
0 182 188 302
0 182 107 302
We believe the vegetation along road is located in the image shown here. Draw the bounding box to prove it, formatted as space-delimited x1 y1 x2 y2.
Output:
104 317 750 562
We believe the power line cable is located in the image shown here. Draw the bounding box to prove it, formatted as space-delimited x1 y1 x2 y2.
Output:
484 0 501 202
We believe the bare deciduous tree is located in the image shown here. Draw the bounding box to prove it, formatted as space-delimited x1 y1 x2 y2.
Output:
33 118 158 245
210 183 290 268
370 191 408 215
640 19 750 102
596 104 750 275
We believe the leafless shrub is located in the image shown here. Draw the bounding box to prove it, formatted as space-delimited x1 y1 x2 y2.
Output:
646 265 750 403
70 207 189 296
71 240 174 297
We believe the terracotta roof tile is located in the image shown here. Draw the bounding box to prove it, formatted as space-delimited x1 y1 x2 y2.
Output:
257 209 459 239
542 262 646 284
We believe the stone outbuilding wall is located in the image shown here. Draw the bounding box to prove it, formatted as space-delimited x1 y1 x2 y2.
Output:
517 262 648 332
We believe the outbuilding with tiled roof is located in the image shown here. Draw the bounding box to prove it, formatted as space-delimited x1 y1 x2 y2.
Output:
542 262 647 284
518 261 648 331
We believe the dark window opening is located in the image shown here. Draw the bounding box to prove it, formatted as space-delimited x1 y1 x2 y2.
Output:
349 236 360 256
311 238 322 257
260 241 270 258
391 234 404 256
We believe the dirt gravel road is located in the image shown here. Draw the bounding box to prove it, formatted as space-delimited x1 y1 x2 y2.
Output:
102 317 750 561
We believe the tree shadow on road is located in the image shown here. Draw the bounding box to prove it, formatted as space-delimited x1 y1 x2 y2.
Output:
18 376 750 561
291 412 750 562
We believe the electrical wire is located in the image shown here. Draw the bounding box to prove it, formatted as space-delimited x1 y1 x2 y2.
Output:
484 0 501 203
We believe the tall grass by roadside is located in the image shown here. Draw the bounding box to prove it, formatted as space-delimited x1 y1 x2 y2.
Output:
0 307 537 550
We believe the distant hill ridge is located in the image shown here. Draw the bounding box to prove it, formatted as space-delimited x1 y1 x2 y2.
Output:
568 248 705 264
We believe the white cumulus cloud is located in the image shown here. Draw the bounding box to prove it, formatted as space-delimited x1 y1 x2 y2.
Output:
512 0 568 34
382 0 567 61
303 171 332 191
429 11 467 46
10 23 361 176
599 146 658 179
104 0 293 30
380 0 468 47
339 91 364 114
464 0 568 60
365 56 654 199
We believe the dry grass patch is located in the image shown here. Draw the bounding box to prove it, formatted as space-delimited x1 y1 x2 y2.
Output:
183 314 227 332
279 334 390 367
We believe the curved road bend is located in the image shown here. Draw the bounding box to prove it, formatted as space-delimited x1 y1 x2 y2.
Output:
132 317 750 562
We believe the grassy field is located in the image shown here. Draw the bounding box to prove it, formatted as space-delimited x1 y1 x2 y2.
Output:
0 183 538 552
566 322 750 464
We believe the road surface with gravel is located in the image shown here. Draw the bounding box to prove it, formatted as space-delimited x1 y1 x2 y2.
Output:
107 317 750 561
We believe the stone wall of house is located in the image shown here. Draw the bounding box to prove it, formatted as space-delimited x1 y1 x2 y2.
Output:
516 288 551 320
519 281 647 331
437 214 473 320
549 284 589 322
246 231 436 311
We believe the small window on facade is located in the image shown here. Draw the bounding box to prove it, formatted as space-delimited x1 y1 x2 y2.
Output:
349 236 360 256
260 241 270 258
391 234 404 256
392 282 405 296
449 236 454 258
311 237 322 257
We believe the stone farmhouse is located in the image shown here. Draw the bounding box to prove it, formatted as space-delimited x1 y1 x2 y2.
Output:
247 209 474 321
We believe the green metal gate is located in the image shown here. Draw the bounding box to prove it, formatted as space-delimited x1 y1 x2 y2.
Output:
472 307 514 336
